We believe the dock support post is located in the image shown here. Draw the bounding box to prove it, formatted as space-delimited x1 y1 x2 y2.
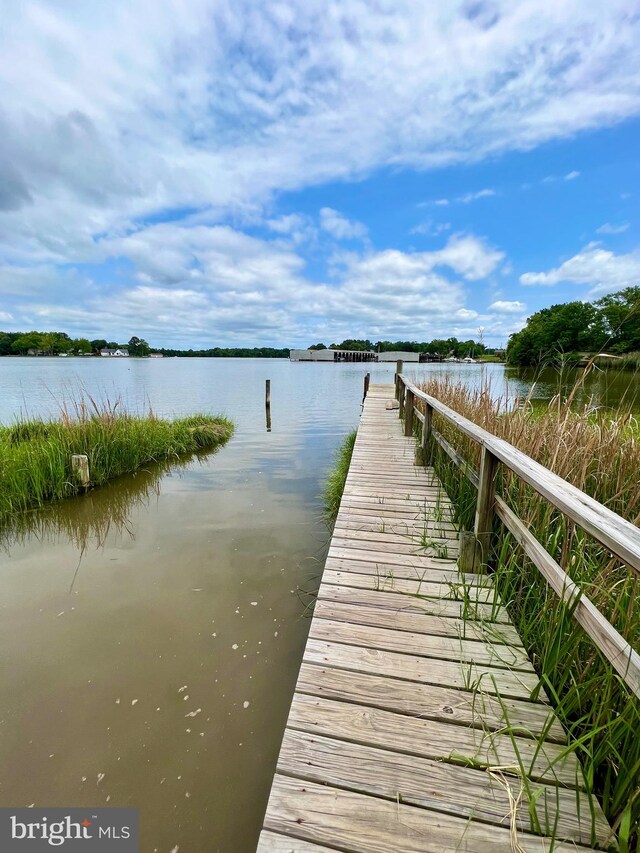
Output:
71 454 90 489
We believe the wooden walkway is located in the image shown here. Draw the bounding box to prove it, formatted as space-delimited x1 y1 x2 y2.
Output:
258 385 613 853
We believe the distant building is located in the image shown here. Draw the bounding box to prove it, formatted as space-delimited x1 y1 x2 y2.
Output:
149 353 164 358
290 349 377 362
100 348 129 357
377 351 420 363
26 348 46 356
290 349 440 363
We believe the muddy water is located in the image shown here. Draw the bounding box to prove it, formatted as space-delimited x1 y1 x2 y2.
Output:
1 357 638 851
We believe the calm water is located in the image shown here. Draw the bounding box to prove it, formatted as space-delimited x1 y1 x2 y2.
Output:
0 357 638 852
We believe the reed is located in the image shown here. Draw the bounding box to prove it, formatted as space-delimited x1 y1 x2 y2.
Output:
0 394 233 528
415 376 640 851
323 429 357 522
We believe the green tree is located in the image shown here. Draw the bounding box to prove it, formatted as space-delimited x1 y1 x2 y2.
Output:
0 333 15 355
72 338 92 354
595 286 640 353
308 343 327 350
127 336 151 356
90 339 108 353
11 332 44 354
507 301 606 366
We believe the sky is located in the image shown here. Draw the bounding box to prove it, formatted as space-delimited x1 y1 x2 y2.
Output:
0 0 639 349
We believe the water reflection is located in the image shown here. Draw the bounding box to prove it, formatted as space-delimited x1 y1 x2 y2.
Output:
1 450 223 554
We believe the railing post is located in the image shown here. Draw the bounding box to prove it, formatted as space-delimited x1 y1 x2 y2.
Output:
421 402 433 462
474 446 499 570
398 382 405 419
404 389 414 437
395 360 403 401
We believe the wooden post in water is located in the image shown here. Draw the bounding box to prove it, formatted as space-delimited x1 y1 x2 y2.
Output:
71 454 90 489
363 372 370 403
265 379 271 432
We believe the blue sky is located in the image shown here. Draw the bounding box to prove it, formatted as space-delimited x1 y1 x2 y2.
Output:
0 1 639 348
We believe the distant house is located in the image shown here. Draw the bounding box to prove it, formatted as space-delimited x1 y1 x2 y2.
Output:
149 352 164 358
100 348 129 357
26 348 46 356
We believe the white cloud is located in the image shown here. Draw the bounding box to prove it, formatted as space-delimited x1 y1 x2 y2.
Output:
410 220 451 237
1 0 638 264
459 189 496 203
434 199 450 207
596 222 629 235
2 226 507 345
564 170 580 180
319 208 367 240
489 300 526 313
520 245 640 295
431 234 505 281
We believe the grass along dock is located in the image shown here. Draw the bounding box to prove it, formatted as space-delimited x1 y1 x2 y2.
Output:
257 382 624 852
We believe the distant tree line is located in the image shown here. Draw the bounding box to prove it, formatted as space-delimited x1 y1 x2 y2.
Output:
0 332 150 356
506 286 640 366
309 338 501 358
158 346 290 358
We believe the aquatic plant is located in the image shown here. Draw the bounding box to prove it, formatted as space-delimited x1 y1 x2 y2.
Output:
323 429 357 522
0 395 233 527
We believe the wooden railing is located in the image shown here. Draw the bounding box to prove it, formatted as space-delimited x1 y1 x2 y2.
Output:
394 369 640 699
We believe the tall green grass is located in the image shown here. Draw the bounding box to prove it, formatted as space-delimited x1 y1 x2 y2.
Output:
323 429 357 522
415 377 640 851
0 395 233 528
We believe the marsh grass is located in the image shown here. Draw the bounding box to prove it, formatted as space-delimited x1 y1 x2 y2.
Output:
0 393 233 528
323 429 357 522
415 376 640 850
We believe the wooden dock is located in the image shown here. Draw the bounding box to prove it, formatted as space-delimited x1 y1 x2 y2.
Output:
258 384 613 852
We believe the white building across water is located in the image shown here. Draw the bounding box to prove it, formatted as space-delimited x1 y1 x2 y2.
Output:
289 349 434 363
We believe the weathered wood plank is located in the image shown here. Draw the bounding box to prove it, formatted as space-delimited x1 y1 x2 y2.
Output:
296 663 562 739
323 555 485 585
321 569 497 602
276 731 612 847
318 583 511 624
257 830 339 852
263 777 596 853
333 524 458 544
312 598 521 645
308 619 531 670
303 639 544 702
288 695 577 786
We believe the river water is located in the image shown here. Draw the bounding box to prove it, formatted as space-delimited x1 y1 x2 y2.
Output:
0 357 637 852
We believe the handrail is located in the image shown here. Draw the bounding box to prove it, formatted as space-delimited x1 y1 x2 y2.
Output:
395 371 640 698
399 374 640 575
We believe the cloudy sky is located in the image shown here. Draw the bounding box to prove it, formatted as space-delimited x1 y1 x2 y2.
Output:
1 0 639 348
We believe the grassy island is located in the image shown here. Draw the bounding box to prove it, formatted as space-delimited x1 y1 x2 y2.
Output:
0 399 233 527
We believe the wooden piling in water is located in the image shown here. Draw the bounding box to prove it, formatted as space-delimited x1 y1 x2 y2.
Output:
71 454 90 488
266 379 272 432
